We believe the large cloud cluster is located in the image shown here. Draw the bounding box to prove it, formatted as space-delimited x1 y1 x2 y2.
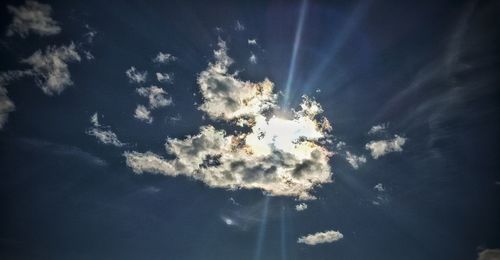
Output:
124 40 333 200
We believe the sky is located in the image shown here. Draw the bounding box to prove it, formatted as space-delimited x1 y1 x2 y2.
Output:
0 0 499 259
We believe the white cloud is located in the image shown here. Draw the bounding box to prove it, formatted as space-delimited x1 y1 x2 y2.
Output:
6 0 61 38
156 72 173 83
123 40 334 200
295 203 308 211
248 39 257 45
365 135 407 159
478 249 500 260
22 43 81 95
134 104 153 123
297 230 343 245
126 67 147 84
197 40 277 122
368 123 388 135
249 53 257 64
0 70 33 129
83 24 97 43
373 183 385 192
153 52 176 64
137 86 173 109
0 86 15 130
234 20 245 31
86 113 125 147
345 151 366 169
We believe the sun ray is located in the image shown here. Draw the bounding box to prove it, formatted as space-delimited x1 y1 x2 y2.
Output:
283 0 308 109
253 196 270 260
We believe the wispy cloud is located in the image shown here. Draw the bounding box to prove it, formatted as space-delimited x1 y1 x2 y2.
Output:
86 112 125 147
18 138 107 166
6 0 61 38
365 135 407 159
345 151 366 169
125 66 147 84
368 123 388 135
133 105 153 123
22 43 81 95
295 203 308 211
297 230 343 245
153 52 177 64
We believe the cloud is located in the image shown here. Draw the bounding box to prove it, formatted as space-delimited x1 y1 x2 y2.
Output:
249 53 257 64
0 70 33 129
0 86 15 130
86 113 125 147
373 183 385 192
295 203 308 211
123 40 333 200
197 40 277 122
134 104 153 123
137 86 173 109
297 230 343 245
365 135 407 159
368 123 388 135
248 39 257 45
234 20 245 31
153 52 177 64
22 43 81 95
126 66 147 84
478 249 500 260
156 72 173 83
6 0 61 38
345 151 366 169
83 24 97 43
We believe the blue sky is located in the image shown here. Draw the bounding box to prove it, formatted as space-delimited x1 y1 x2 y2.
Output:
1 0 499 259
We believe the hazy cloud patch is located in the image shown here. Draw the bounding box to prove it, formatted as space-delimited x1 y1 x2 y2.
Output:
6 0 61 38
22 43 81 95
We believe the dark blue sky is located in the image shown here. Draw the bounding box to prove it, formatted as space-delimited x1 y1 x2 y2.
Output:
1 0 499 259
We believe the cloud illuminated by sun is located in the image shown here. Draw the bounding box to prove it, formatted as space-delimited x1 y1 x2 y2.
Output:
124 39 333 200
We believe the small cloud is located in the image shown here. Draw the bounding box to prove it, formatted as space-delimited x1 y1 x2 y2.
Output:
0 70 32 129
126 66 147 84
365 135 407 159
249 53 257 64
228 197 240 206
345 151 366 169
234 20 245 31
368 123 388 135
153 52 177 64
134 104 153 123
295 203 308 211
22 43 81 95
221 216 236 226
83 50 94 60
478 249 500 260
156 72 173 83
83 24 97 43
86 113 125 147
297 230 343 245
6 0 61 38
168 114 182 124
335 141 346 150
248 39 257 45
315 89 321 93
136 86 172 109
373 183 385 192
